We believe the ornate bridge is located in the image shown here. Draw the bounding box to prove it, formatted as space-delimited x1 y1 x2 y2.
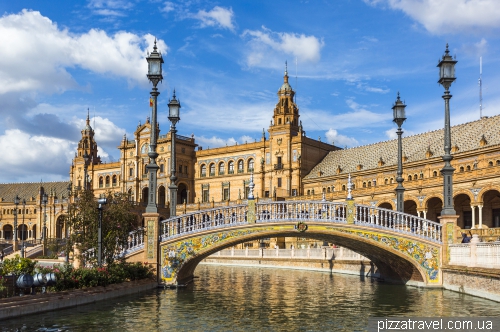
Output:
122 198 454 287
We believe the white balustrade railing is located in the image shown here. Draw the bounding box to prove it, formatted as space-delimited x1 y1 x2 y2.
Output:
450 239 500 268
120 228 145 256
158 201 442 244
211 247 367 261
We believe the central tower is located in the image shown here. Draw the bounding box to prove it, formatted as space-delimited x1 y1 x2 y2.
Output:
269 62 300 136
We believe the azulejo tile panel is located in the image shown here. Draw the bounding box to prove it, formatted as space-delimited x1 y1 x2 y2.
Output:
333 227 440 283
161 225 286 283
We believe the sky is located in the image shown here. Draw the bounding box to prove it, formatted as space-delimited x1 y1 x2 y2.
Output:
1 0 500 183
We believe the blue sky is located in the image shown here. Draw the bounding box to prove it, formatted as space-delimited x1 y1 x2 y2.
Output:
0 0 500 183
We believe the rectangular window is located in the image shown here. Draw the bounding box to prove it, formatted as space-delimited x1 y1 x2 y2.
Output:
223 188 229 201
160 164 164 173
184 166 188 174
265 191 270 198
129 167 133 177
277 178 282 187
203 190 209 203
266 152 270 164
179 165 182 173
293 150 297 162
292 189 297 196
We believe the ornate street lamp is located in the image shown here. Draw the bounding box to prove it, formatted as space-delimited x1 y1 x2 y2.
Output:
392 93 407 213
168 91 181 217
21 199 26 258
145 39 164 214
13 195 20 250
437 44 457 216
97 197 107 267
42 193 48 256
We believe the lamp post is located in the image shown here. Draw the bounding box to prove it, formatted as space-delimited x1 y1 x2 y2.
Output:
168 91 181 217
42 193 48 256
438 44 457 216
66 182 72 264
21 199 26 258
392 93 407 213
97 197 107 267
145 40 164 214
13 195 20 251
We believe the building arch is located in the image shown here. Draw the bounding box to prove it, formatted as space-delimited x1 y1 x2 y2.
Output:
178 182 188 204
209 163 215 176
377 200 394 210
403 198 419 216
218 161 225 175
158 186 166 207
237 159 244 173
477 185 500 204
228 160 235 174
248 158 254 172
454 193 472 229
200 164 207 177
424 196 443 223
453 189 474 203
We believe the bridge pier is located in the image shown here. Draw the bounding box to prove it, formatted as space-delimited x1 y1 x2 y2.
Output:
439 214 459 267
143 212 160 284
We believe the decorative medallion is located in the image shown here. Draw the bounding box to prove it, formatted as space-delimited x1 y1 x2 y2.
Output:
295 221 308 232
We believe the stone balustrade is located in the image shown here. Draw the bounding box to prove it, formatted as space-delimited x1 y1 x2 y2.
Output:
210 247 367 261
449 235 500 268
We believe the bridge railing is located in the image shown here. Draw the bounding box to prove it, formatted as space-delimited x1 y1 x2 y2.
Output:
160 205 248 242
119 227 145 257
156 200 442 244
355 205 442 243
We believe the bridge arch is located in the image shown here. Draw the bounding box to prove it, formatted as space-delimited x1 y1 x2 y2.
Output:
154 201 442 287
165 225 433 286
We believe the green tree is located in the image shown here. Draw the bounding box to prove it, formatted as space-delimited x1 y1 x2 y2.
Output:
68 190 138 266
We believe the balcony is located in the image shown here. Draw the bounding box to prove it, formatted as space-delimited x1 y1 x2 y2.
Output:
274 163 284 170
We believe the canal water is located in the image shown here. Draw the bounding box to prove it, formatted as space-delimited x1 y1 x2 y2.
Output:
2 264 500 331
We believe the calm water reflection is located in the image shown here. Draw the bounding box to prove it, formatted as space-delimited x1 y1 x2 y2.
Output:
2 264 500 331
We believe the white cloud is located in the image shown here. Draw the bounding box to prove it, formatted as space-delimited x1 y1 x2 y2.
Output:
325 129 359 148
195 134 261 149
365 0 500 34
88 0 134 16
242 26 324 68
0 10 168 95
161 2 175 13
194 6 235 31
0 129 75 182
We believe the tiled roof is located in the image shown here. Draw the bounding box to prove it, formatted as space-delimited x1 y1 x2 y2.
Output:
0 181 71 203
305 115 500 180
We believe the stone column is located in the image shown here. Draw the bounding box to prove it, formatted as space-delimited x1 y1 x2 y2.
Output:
471 205 476 229
478 205 483 229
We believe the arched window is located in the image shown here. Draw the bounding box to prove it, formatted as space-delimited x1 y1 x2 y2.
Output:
248 159 254 172
363 182 366 188
112 175 117 187
218 162 225 175
384 178 388 185
228 161 234 174
368 181 371 187
141 143 148 154
327 187 331 193
408 175 412 181
414 174 418 180
237 160 244 173
105 176 110 187
497 160 500 166
342 185 346 191
307 190 310 195
200 164 207 177
466 165 471 171
489 161 494 167
459 166 464 172
209 163 215 176
99 177 104 188
433 171 438 177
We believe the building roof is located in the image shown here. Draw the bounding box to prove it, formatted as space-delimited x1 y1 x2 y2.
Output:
0 181 71 203
305 115 500 180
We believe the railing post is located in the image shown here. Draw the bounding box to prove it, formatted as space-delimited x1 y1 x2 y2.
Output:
231 246 235 257
259 247 263 258
291 246 295 258
245 246 249 257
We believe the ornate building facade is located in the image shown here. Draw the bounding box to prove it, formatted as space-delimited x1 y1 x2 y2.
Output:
2 69 500 248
